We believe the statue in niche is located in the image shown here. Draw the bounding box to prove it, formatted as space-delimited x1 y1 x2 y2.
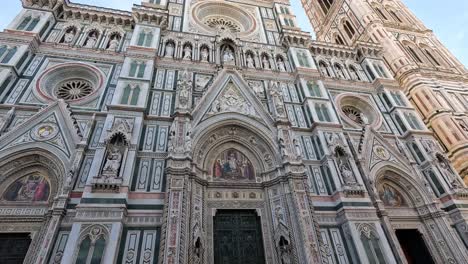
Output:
102 135 125 177
62 28 76 44
84 32 98 48
246 53 255 68
379 184 405 207
176 70 192 110
277 57 286 72
168 123 176 153
278 236 292 264
293 139 302 160
165 42 174 57
336 147 356 185
200 47 209 62
183 45 192 60
107 35 120 51
270 82 286 118
437 155 461 188
262 56 271 69
223 47 235 64
249 81 264 97
185 131 192 153
278 136 288 158
212 149 255 181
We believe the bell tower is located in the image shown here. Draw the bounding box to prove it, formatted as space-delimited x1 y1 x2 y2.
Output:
302 0 468 182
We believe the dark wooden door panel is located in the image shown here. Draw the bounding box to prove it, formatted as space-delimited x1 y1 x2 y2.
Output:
214 210 265 264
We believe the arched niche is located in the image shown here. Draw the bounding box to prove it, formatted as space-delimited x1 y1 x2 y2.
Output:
373 164 432 207
192 123 279 182
0 149 67 207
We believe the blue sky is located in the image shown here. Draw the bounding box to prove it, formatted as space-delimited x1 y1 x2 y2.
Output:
1 0 466 66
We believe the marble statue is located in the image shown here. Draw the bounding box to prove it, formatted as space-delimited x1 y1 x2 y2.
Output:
277 58 286 72
200 47 209 62
262 56 271 69
107 36 120 51
102 146 123 176
246 54 255 68
223 48 235 64
63 29 75 44
183 46 192 60
165 42 174 57
85 32 98 48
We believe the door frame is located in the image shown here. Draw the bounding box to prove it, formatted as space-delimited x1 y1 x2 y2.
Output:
206 201 276 264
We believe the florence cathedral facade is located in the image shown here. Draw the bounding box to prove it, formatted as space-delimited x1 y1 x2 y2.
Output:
0 0 467 263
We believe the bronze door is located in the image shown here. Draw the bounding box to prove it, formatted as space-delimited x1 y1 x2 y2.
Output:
214 210 265 264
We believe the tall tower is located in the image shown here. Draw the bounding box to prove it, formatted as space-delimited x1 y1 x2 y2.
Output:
302 0 468 182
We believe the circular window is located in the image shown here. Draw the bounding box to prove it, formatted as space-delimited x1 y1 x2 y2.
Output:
192 1 256 36
342 106 367 125
337 94 381 127
56 79 94 100
35 63 105 105
205 17 241 33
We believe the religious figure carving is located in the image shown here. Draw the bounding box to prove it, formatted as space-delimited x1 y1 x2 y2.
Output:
62 28 76 44
270 82 287 118
246 54 255 68
249 81 264 97
262 56 271 69
183 45 192 60
209 84 255 116
84 32 98 48
223 47 235 64
200 47 209 62
165 42 174 57
277 58 286 72
102 145 123 177
293 139 302 160
438 155 461 189
336 147 356 185
185 131 192 153
278 236 292 264
176 70 192 110
107 36 120 51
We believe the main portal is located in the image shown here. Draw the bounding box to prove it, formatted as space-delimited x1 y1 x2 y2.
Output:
214 210 265 264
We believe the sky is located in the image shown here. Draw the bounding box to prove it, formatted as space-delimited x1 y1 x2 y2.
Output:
0 0 466 67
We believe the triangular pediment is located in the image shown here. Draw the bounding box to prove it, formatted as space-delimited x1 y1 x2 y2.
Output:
0 100 83 160
192 69 275 129
359 126 412 178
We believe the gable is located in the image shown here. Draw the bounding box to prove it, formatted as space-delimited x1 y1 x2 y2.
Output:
192 69 275 130
0 100 83 160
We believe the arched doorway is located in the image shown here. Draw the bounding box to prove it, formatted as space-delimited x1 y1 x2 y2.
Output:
374 168 463 264
0 150 65 263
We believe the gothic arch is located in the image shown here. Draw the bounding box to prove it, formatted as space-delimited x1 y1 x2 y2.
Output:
0 147 68 205
192 118 280 179
372 163 433 206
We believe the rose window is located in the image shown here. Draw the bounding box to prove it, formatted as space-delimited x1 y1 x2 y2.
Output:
34 62 105 105
342 106 365 125
337 94 381 127
56 79 94 100
192 1 256 36
205 17 241 33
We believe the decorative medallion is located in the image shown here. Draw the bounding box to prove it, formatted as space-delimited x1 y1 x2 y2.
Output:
31 123 59 141
373 145 390 160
